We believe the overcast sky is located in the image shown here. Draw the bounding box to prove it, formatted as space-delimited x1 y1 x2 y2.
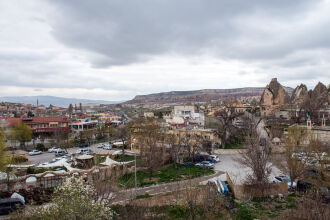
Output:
0 0 329 101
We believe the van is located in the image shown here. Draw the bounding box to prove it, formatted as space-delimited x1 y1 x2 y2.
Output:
0 198 24 215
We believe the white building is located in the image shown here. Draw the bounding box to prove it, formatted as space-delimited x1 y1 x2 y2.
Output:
171 106 205 126
69 118 98 132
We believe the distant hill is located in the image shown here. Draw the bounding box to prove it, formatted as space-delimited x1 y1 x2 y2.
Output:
125 87 294 105
0 96 122 107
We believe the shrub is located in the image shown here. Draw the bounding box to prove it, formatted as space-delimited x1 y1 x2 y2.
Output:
36 143 46 151
10 154 28 164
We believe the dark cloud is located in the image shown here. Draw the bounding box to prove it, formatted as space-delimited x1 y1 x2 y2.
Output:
47 0 322 67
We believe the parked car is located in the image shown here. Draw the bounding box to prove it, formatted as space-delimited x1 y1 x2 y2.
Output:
79 143 89 148
54 149 67 157
103 143 112 150
76 149 93 155
97 144 105 148
210 155 220 162
0 198 24 215
195 161 215 169
273 176 296 189
194 154 216 163
29 150 42 156
48 147 60 153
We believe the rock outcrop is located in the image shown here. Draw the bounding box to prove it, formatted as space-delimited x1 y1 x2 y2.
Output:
260 78 290 116
311 82 329 107
290 84 308 105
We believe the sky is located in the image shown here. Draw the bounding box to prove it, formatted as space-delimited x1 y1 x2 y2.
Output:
0 0 329 101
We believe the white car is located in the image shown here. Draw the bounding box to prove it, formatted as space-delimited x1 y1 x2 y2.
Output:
76 149 93 155
103 144 112 150
210 155 220 162
29 150 42 156
273 176 296 189
48 147 60 153
195 161 215 169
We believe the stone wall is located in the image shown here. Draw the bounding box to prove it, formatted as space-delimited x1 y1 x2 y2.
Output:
226 172 288 200
0 163 134 192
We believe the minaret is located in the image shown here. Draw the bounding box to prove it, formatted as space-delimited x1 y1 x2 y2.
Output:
36 98 39 117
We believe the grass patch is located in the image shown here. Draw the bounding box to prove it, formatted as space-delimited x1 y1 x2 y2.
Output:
232 203 255 220
136 193 153 199
118 164 215 188
110 154 134 162
94 155 107 165
224 144 244 149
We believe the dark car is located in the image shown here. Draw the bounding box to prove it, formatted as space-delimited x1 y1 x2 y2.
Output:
0 198 24 215
79 143 89 148
194 154 216 163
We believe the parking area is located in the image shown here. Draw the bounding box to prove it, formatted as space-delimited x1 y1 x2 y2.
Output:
26 142 122 165
214 154 281 184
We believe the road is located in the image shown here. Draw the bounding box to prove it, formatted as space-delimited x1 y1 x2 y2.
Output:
26 142 121 165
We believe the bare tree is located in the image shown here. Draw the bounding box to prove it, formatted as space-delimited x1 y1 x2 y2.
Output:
237 123 273 197
278 126 308 188
114 124 130 155
133 118 166 179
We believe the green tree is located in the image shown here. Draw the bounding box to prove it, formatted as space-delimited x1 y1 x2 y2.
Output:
0 128 9 171
10 124 32 150
14 176 114 220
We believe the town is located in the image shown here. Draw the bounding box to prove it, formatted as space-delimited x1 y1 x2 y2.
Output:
1 0 330 219
0 78 329 219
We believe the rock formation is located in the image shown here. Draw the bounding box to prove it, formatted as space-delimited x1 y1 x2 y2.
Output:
290 84 308 106
260 78 290 117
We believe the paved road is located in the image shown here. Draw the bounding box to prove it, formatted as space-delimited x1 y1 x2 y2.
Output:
27 142 121 165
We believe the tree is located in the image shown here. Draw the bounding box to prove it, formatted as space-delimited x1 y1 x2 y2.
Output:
213 102 244 148
165 132 181 168
0 128 9 171
237 123 272 197
10 124 32 150
278 126 308 189
133 118 166 179
113 124 130 155
27 111 34 118
15 176 114 220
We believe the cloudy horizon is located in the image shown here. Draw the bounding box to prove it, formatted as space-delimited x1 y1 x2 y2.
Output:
1 0 329 101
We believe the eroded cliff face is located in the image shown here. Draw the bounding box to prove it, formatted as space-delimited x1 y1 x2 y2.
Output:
260 78 290 116
311 82 329 107
291 84 308 105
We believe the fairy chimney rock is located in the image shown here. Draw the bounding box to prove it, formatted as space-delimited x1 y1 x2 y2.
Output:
260 78 289 117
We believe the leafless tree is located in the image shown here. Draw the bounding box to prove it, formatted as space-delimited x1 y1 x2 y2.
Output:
237 123 273 197
133 118 166 179
277 126 308 188
114 124 130 155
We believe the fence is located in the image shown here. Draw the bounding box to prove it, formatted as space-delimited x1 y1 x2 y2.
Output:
0 163 134 192
226 172 288 200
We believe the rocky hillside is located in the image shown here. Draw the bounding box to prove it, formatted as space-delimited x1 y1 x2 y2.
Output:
125 87 288 104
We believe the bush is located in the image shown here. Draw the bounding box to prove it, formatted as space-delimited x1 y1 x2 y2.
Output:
36 143 46 151
10 154 28 164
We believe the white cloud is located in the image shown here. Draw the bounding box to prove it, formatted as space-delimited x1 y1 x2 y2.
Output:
0 0 329 101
